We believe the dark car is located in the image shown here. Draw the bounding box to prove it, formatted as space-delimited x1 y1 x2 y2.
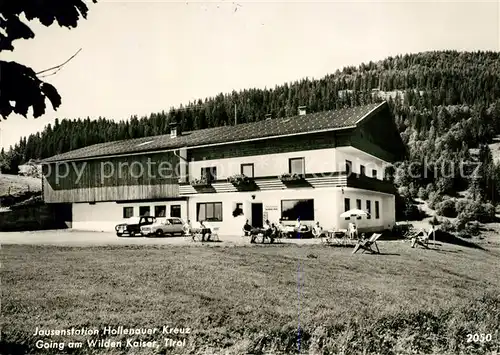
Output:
115 216 156 237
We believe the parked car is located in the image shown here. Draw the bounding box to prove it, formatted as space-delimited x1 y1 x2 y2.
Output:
140 217 185 237
115 216 156 237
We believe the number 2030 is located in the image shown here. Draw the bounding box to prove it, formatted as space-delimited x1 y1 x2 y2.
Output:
467 333 492 343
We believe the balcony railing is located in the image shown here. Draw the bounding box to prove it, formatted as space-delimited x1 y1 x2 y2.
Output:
179 171 396 194
190 177 212 187
278 173 305 182
226 174 257 191
345 172 396 194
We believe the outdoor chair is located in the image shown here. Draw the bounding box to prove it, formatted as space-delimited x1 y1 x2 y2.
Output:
352 233 382 254
191 227 219 242
347 223 358 239
321 230 335 245
411 230 429 249
210 227 220 242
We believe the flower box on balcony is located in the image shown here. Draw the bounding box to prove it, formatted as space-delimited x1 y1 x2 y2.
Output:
227 174 257 191
190 177 211 187
279 173 305 182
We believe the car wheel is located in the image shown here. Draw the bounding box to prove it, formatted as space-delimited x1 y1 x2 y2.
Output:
156 230 164 237
116 233 123 237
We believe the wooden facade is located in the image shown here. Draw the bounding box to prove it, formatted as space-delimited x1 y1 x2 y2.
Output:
351 105 407 162
43 152 180 203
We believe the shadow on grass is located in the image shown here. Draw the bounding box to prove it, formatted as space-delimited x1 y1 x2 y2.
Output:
433 230 486 251
382 229 486 251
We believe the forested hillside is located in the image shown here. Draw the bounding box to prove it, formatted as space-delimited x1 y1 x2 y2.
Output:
2 50 500 229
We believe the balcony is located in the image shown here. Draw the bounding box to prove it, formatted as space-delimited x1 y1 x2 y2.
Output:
226 174 257 191
178 171 396 195
345 172 396 194
278 173 311 188
189 177 216 193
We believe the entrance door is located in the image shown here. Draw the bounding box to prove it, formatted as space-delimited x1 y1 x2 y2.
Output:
251 203 263 228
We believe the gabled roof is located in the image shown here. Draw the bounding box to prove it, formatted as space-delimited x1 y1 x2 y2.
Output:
43 101 387 163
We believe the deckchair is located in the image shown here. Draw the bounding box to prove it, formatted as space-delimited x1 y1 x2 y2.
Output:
352 233 382 254
411 230 429 249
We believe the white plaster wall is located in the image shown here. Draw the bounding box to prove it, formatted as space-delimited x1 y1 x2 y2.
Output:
189 147 390 181
335 148 388 179
189 148 337 180
186 187 342 236
73 200 188 232
335 188 395 232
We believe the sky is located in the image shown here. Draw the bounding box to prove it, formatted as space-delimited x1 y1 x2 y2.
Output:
1 0 499 150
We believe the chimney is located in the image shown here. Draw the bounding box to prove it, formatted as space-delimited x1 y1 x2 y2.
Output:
298 106 307 116
265 113 272 120
169 122 181 138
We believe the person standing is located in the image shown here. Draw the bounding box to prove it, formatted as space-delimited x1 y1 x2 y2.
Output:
183 219 192 236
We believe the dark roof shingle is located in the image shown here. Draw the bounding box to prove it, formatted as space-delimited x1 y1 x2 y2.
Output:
43 102 385 163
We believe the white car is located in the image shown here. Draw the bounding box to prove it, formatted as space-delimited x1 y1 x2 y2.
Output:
140 217 185 237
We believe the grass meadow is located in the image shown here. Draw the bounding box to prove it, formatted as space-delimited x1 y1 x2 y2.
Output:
2 241 499 355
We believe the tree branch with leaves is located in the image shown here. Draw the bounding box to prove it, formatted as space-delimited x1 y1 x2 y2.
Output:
0 0 97 120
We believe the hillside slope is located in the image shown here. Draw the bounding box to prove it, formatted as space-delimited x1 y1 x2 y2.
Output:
0 174 42 210
1 50 499 173
0 174 41 196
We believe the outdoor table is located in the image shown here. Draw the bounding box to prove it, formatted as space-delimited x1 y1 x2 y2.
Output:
191 227 212 241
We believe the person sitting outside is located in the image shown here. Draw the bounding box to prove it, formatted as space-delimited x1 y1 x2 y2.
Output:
262 219 273 242
411 228 429 248
243 219 252 237
295 218 302 231
183 219 192 236
199 220 212 242
312 221 326 238
348 223 358 239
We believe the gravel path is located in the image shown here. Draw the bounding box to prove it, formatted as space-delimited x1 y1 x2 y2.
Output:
0 229 322 247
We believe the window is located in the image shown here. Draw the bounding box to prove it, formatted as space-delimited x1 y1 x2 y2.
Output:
201 167 217 183
289 157 305 175
375 201 380 219
197 202 223 222
372 169 377 178
344 198 350 212
123 207 134 218
345 160 352 175
139 206 150 216
281 199 314 221
360 165 366 176
241 164 254 178
155 205 166 217
170 205 181 218
366 200 371 219
356 199 362 210
168 218 183 225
